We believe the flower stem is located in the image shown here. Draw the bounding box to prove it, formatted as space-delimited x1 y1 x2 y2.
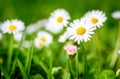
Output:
7 34 14 72
81 43 87 79
49 50 53 79
95 30 102 69
68 58 74 79
76 51 79 78
110 21 120 68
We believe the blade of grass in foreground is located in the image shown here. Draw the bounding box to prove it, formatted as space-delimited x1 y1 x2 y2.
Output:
17 59 28 79
7 34 14 72
49 49 53 79
25 41 34 75
110 21 120 68
76 51 79 78
10 31 26 76
68 58 74 79
33 55 49 75
81 42 87 79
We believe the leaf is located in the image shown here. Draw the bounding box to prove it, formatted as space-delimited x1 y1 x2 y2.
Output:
17 59 28 79
99 70 116 79
88 62 101 78
25 41 34 74
33 55 49 75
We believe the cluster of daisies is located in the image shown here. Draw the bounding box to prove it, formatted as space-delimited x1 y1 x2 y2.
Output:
0 9 108 50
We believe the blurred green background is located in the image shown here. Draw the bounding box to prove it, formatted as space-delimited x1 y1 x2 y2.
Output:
0 0 120 78
0 0 120 25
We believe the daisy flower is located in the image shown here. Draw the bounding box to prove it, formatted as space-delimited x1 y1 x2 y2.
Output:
22 40 30 48
118 50 120 54
34 31 53 49
45 9 70 34
84 10 107 28
26 19 47 34
1 19 25 34
0 32 2 40
14 32 23 42
45 20 63 34
58 32 70 43
66 19 95 44
112 11 120 19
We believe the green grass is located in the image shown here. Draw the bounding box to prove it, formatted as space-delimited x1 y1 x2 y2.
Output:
0 0 120 79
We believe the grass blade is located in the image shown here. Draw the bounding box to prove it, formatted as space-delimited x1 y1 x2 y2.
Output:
17 59 28 79
25 41 34 74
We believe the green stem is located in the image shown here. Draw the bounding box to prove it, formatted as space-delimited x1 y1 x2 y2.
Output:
25 41 34 75
95 30 102 70
110 21 120 68
10 31 26 76
7 34 14 72
49 50 53 79
68 58 74 79
76 51 79 78
81 43 87 79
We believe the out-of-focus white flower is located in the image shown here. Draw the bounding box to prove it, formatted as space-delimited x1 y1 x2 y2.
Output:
116 69 120 77
14 32 23 42
84 10 107 28
34 31 53 49
66 19 95 44
45 9 70 34
0 33 2 40
26 19 47 34
1 19 25 34
58 32 69 43
118 50 120 54
45 20 63 34
64 44 77 55
22 40 30 48
112 11 120 19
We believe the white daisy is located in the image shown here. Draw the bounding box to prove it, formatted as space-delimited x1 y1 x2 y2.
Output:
45 20 63 34
84 10 107 28
118 50 120 54
1 19 25 34
22 40 30 48
34 31 53 49
112 11 120 19
14 32 23 42
58 32 69 43
66 19 95 44
45 9 70 34
0 32 2 40
26 19 47 34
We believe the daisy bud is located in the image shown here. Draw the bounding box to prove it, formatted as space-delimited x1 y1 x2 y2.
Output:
0 58 3 64
64 44 77 55
64 44 77 59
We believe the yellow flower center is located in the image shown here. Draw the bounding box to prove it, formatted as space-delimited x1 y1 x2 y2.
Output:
40 37 46 43
39 43 44 47
9 25 16 31
76 27 86 35
91 17 98 24
57 16 63 23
